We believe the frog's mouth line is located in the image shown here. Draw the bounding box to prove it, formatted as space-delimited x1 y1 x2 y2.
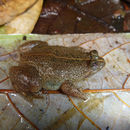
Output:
85 61 105 79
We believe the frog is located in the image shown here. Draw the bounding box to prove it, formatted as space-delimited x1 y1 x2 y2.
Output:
9 40 105 100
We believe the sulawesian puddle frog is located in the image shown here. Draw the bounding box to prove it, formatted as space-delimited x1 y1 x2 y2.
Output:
9 41 105 100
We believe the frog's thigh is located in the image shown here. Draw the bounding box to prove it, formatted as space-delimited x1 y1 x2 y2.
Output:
9 64 42 94
59 80 86 100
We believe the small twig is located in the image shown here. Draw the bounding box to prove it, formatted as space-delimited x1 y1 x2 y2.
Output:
0 77 9 84
0 89 15 93
102 42 130 57
6 93 39 130
68 96 101 130
122 74 129 89
1 88 130 94
83 88 130 93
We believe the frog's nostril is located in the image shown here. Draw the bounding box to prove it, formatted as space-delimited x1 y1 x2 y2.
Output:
101 58 105 63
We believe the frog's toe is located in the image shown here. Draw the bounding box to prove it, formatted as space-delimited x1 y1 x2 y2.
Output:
59 80 87 100
32 91 44 98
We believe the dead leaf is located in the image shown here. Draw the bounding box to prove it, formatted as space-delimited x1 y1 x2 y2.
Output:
0 0 38 25
0 34 129 129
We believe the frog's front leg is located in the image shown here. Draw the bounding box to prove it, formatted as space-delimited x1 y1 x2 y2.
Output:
59 80 87 100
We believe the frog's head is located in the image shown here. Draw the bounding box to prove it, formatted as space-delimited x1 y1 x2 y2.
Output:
89 50 105 74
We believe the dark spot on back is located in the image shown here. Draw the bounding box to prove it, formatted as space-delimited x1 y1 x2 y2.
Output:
23 36 27 40
106 126 109 130
40 109 44 112
115 40 119 44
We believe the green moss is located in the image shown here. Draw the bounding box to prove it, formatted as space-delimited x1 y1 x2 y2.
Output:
0 34 39 51
124 33 130 39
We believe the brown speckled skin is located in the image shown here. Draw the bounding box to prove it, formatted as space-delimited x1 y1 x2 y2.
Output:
9 41 105 99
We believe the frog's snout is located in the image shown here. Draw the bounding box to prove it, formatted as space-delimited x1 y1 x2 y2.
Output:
98 57 105 68
90 57 105 71
89 50 105 71
9 65 42 95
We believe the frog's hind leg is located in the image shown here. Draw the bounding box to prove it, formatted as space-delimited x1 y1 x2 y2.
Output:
59 80 87 100
9 64 43 97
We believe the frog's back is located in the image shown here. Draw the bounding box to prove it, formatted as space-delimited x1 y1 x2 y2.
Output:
20 41 90 59
19 41 90 84
18 41 105 90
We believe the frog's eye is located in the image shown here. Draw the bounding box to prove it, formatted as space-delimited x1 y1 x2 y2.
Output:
90 50 99 60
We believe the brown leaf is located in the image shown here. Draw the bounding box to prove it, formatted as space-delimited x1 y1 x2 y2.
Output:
33 0 125 34
0 0 38 25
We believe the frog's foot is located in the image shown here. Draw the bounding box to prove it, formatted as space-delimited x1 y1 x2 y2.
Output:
59 80 87 100
32 91 44 99
18 91 44 104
